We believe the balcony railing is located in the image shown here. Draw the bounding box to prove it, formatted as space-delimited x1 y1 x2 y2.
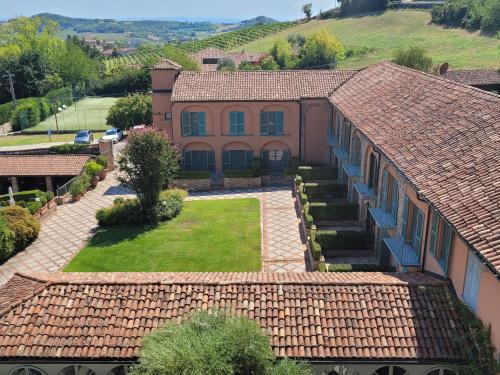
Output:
383 237 421 267
369 207 396 230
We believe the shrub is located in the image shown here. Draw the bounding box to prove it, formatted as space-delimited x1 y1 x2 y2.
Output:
106 93 152 130
25 201 43 214
295 175 303 186
49 144 87 154
0 102 15 125
45 87 73 108
309 202 359 221
39 97 51 121
319 263 396 272
0 206 40 251
297 166 337 181
156 191 184 221
317 230 371 251
10 99 41 131
85 160 104 178
95 155 108 168
0 189 52 205
224 169 255 178
303 183 346 200
69 174 91 196
392 45 433 73
176 171 211 179
309 229 322 260
96 198 143 226
0 217 15 261
305 213 314 229
160 188 188 200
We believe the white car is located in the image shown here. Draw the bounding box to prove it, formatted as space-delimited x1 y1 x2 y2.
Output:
101 128 123 143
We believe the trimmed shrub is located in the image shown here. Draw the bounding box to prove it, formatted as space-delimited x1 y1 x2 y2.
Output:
176 171 211 179
160 188 188 200
157 191 184 221
305 213 313 229
85 160 104 178
298 166 337 181
0 189 52 205
10 99 41 131
309 202 359 222
0 206 40 251
303 183 346 200
25 201 43 214
317 230 371 251
294 175 303 186
0 217 15 261
0 102 15 124
310 237 322 260
95 155 108 168
96 198 143 226
224 169 255 178
49 144 87 154
320 263 396 272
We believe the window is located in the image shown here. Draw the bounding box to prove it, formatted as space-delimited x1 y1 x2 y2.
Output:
164 112 172 121
229 111 245 136
181 112 206 136
367 153 379 193
372 366 409 375
222 150 253 170
380 170 399 219
334 113 342 143
351 135 361 167
429 210 453 273
463 251 482 312
341 120 351 152
183 151 214 171
401 195 424 256
57 366 96 375
260 111 284 136
8 367 47 375
106 366 130 375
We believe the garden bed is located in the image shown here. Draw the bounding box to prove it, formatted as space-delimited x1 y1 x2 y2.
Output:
297 166 338 182
171 171 211 191
224 170 261 189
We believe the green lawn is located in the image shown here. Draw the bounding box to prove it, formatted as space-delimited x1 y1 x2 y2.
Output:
24 97 117 133
0 132 105 147
232 10 500 69
65 199 261 272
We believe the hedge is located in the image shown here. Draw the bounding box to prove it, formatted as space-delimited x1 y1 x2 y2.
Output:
317 230 371 251
224 169 255 178
298 166 338 181
309 202 359 221
0 102 15 125
318 263 396 272
45 87 73 108
49 144 87 154
176 171 211 179
303 183 346 200
310 237 322 260
0 190 52 204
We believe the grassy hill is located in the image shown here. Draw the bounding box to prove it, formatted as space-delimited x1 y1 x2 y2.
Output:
231 10 500 69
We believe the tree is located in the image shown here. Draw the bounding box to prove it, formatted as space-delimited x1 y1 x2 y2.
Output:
106 93 152 130
260 56 280 70
299 30 345 69
217 57 237 71
270 40 294 69
118 127 180 222
480 0 500 33
392 45 433 72
302 3 313 21
130 311 312 375
239 61 262 71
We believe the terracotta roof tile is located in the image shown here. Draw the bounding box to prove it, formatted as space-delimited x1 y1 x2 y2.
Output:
0 155 90 177
441 69 500 87
0 272 466 362
330 62 500 275
153 58 183 70
172 69 358 102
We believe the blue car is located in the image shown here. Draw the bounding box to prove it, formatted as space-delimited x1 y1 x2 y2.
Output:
74 130 94 144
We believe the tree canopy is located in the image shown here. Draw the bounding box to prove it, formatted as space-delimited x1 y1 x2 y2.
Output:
130 311 312 375
302 3 313 20
106 93 152 130
298 30 345 69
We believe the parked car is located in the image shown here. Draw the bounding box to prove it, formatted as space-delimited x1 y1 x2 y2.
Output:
74 130 93 144
101 128 123 143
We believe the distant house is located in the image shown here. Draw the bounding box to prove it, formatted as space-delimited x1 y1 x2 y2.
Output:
439 64 500 93
102 47 137 57
190 47 267 71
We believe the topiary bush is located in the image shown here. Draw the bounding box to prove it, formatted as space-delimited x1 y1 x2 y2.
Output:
317 230 372 251
0 206 40 251
303 183 346 200
297 166 338 181
309 202 359 221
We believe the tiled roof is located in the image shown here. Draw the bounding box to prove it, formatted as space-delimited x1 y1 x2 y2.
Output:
0 272 466 362
441 69 500 87
0 155 90 177
330 62 500 275
153 58 183 70
190 47 267 72
172 70 358 102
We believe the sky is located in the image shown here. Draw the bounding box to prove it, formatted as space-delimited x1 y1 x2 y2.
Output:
2 0 336 21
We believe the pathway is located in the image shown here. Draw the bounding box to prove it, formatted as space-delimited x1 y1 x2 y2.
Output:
0 174 134 285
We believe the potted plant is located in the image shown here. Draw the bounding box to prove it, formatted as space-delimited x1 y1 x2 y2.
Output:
69 180 84 202
85 160 104 188
95 155 108 180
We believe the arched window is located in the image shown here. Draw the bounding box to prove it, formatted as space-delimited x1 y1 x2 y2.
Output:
106 366 129 375
372 366 409 375
57 365 96 375
426 369 456 375
321 366 360 375
8 367 48 375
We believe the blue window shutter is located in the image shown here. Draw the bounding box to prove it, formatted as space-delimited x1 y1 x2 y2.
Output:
260 112 268 135
222 151 230 170
283 149 289 168
380 171 389 210
429 211 439 257
400 195 409 240
245 150 253 170
463 252 482 312
390 179 399 219
412 209 424 257
198 112 206 136
229 112 237 135
183 151 192 171
276 111 284 135
207 151 215 171
238 112 245 135
440 223 452 273
181 112 191 136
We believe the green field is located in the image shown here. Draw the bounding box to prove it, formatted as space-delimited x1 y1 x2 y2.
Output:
65 199 262 272
24 97 117 133
232 10 500 69
0 132 105 147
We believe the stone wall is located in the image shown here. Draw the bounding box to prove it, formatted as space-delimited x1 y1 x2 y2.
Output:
171 178 211 191
223 177 261 189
